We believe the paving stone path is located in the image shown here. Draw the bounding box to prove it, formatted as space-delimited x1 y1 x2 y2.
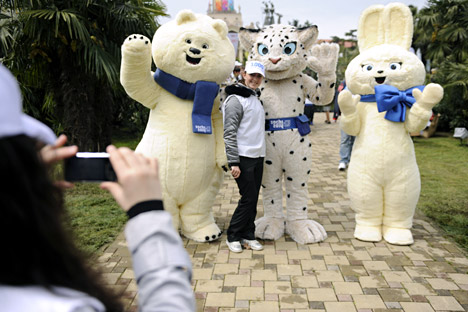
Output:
96 113 468 312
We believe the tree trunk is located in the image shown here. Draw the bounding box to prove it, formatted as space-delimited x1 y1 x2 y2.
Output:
55 62 113 152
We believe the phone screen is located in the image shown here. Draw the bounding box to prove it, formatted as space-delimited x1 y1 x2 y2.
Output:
64 152 117 182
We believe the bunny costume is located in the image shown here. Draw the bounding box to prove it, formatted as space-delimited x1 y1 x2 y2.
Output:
338 3 443 245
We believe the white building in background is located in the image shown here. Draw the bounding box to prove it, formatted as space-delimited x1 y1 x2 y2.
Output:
207 0 243 32
207 0 245 62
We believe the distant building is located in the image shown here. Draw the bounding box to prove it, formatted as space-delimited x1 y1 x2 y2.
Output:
207 0 243 32
317 39 357 49
207 0 244 61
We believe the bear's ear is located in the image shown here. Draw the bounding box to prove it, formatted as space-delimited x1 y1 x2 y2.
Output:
239 28 260 50
212 20 228 38
297 26 318 50
176 10 197 25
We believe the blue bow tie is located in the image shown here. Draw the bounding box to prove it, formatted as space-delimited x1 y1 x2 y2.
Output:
360 85 424 122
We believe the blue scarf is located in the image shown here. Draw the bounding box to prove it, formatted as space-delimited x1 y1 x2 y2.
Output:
360 85 424 122
153 68 219 134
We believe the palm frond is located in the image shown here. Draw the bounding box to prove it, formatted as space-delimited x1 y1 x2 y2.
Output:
21 9 91 41
82 42 118 85
439 25 468 43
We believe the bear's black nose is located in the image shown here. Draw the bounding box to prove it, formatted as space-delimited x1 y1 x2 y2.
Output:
189 47 201 55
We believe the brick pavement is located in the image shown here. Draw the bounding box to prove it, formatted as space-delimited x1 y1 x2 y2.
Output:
96 113 468 312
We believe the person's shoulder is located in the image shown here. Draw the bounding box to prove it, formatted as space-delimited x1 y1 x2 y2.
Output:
0 285 105 312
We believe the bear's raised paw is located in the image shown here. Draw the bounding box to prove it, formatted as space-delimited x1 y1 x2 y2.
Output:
122 34 151 54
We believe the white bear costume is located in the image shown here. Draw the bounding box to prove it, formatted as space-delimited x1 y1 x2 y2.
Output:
238 25 339 244
120 11 235 242
338 3 443 245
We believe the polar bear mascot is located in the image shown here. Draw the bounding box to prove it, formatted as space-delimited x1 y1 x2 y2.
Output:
338 3 444 245
238 25 339 244
120 10 235 242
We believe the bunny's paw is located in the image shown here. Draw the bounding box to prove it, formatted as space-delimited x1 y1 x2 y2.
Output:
338 90 360 116
413 83 444 111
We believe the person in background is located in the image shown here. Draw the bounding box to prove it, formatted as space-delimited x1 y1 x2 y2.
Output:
225 61 243 85
338 128 355 171
222 61 266 253
304 98 315 125
323 103 332 124
335 80 355 171
333 90 340 122
0 63 195 311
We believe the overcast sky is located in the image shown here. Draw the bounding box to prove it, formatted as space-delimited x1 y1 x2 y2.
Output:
158 0 429 40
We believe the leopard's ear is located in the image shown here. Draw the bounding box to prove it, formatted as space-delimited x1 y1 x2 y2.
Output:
239 27 261 51
297 26 318 50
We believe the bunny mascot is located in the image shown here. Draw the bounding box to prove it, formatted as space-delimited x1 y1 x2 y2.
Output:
338 3 443 245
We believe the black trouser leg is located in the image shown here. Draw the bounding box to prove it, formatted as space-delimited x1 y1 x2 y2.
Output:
227 156 264 242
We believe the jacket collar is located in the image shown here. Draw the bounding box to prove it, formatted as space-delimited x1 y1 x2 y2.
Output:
225 83 260 98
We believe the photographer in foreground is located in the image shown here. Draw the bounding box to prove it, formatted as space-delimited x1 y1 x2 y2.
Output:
0 63 195 311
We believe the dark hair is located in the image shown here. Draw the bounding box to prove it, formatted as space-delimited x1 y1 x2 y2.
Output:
0 135 122 311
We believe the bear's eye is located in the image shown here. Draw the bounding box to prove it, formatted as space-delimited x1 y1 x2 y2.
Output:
283 42 296 55
202 43 209 49
389 62 402 70
258 44 269 56
185 39 192 44
361 64 374 72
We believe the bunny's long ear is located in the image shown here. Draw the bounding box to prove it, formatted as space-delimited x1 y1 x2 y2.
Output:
358 5 385 52
383 3 413 50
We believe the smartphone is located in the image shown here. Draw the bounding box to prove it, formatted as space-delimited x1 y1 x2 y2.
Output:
64 152 117 182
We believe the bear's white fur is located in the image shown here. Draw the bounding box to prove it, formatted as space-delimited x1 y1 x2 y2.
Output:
238 25 339 244
120 10 235 242
338 3 444 245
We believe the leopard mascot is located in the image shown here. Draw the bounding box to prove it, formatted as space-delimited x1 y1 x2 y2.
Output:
238 25 339 244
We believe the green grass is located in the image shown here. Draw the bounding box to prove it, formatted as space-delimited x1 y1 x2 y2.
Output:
65 184 127 254
64 135 140 255
65 135 468 255
414 136 468 251
111 129 140 150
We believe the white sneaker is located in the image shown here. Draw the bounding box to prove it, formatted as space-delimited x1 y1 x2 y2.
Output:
242 239 263 251
338 162 347 171
226 240 242 253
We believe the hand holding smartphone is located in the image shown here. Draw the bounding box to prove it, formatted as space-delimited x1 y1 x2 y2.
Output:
100 146 162 211
65 152 117 182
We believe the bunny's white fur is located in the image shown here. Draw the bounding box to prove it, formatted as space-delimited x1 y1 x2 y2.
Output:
338 3 443 245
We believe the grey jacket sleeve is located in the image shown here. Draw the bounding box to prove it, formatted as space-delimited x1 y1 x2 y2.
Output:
222 96 243 166
125 211 195 312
